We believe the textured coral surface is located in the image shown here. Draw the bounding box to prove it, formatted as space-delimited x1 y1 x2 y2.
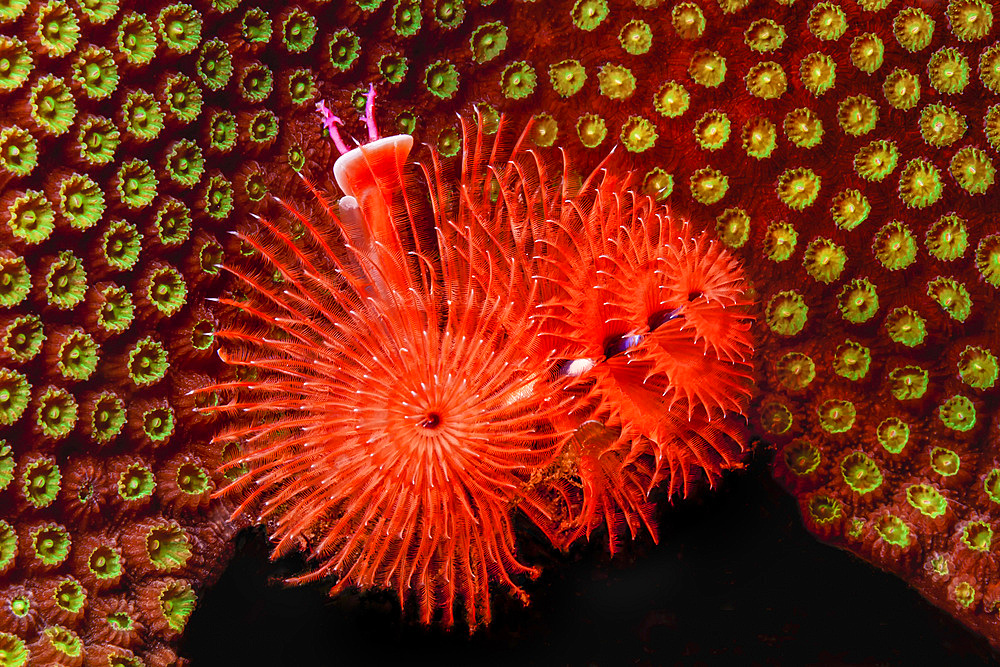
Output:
2 0 1000 661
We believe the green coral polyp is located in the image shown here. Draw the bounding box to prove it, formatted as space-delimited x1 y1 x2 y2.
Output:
146 523 192 571
128 337 168 386
837 95 878 136
0 369 29 426
154 199 192 246
775 352 816 391
425 60 459 99
928 47 970 94
850 33 884 73
642 168 673 201
36 0 81 57
948 0 992 40
241 7 271 43
883 68 920 110
529 113 558 148
377 55 408 86
742 117 776 159
894 7 935 51
0 256 30 307
57 330 99 381
802 237 846 283
620 116 657 153
889 365 929 400
6 189 55 244
45 251 87 309
807 496 842 526
907 484 947 518
72 45 118 99
102 220 141 271
654 81 689 118
500 61 535 100
977 234 1000 286
939 394 977 431
143 406 175 442
88 544 123 580
693 111 730 151
958 345 998 389
784 440 820 475
837 278 878 323
762 222 796 262
689 167 728 205
164 140 204 187
116 12 157 64
78 0 119 23
715 208 750 249
57 173 104 230
745 18 785 51
196 38 233 91
980 44 1000 93
927 275 971 321
931 447 961 476
76 115 119 165
800 52 836 95
926 213 968 260
157 3 201 54
470 21 507 63
840 451 882 492
0 36 32 93
328 29 360 71
833 339 871 380
885 306 926 347
766 290 808 336
116 159 157 209
919 104 967 148
808 2 847 41
2 315 44 362
203 175 234 219
598 64 636 100
985 469 1000 504
177 462 210 495
571 0 608 31
745 62 787 99
163 74 202 122
118 463 155 500
950 146 995 194
830 189 870 230
875 515 910 547
961 521 992 551
434 0 464 28
0 520 15 571
877 416 909 453
282 7 315 52
689 50 726 88
90 391 125 443
576 113 607 148
777 167 821 210
208 111 237 152
52 578 86 616
873 221 917 270
819 399 856 433
29 75 76 136
23 457 61 507
0 126 38 177
31 523 70 565
619 19 652 54
898 158 943 208
760 401 793 435
784 107 824 148
672 2 705 40
36 387 77 437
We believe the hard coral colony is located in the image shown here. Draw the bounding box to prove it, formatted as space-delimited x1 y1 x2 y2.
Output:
0 0 996 663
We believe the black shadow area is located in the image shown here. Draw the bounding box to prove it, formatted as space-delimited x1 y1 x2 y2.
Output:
183 453 998 667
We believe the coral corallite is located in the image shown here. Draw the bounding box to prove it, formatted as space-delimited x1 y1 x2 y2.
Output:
201 111 755 627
